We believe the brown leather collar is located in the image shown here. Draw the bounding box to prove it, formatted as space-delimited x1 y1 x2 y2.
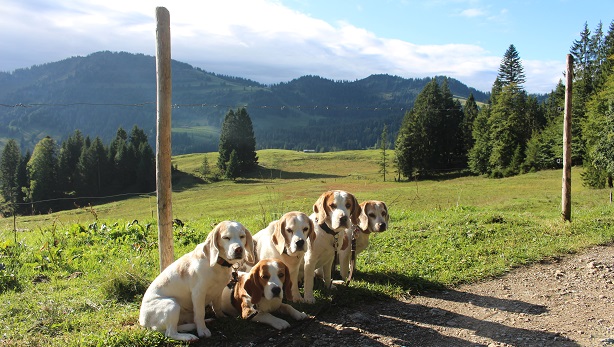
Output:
216 256 233 267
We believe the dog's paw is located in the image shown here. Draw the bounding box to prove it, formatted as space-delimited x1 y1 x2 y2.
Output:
271 318 291 330
197 326 211 338
168 332 199 342
303 295 316 304
293 311 308 320
291 293 304 303
332 279 345 286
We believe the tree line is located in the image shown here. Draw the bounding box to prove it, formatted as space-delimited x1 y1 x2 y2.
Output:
0 126 155 215
395 20 614 189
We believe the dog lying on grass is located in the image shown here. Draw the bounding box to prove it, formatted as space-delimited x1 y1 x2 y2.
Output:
220 258 308 329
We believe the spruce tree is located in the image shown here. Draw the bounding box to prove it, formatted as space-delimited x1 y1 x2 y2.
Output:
378 124 389 181
468 107 492 175
27 136 58 211
0 139 21 214
57 130 84 194
217 108 258 177
498 44 526 88
461 93 479 157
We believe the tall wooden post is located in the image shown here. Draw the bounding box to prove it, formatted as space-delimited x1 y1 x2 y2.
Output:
562 54 573 222
155 7 174 271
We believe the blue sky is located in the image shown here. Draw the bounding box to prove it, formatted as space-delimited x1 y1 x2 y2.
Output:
1 0 612 94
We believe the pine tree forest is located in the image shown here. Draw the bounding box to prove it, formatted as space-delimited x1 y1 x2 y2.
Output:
0 126 155 215
396 21 614 190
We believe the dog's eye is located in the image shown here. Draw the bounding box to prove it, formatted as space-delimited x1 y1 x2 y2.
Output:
330 203 337 209
381 211 387 217
240 234 245 239
286 228 293 233
369 213 376 218
262 274 270 280
346 203 351 209
303 227 308 232
278 272 284 278
222 236 230 240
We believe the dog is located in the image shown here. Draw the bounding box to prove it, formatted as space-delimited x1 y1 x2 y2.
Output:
302 190 360 303
220 258 308 329
252 211 315 302
139 221 254 341
338 200 389 281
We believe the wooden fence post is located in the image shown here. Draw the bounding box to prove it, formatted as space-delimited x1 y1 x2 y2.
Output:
562 54 573 222
155 7 174 271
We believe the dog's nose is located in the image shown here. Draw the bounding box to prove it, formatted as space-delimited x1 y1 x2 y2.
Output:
296 239 305 249
377 223 387 232
271 286 281 296
233 247 244 258
340 216 348 225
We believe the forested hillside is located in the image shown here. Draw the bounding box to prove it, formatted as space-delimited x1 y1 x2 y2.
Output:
0 51 488 154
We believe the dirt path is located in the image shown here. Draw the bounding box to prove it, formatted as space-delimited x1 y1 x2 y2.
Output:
229 244 614 347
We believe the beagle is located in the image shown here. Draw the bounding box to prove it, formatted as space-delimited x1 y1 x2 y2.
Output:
139 221 254 341
220 258 308 329
338 200 389 281
302 190 360 303
252 211 315 302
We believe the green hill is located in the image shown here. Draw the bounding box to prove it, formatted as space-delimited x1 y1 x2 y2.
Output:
0 51 489 153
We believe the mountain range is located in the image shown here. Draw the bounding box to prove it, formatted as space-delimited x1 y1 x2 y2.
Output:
0 51 490 154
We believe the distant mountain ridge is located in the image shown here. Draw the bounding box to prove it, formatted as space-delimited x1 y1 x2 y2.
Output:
0 51 489 154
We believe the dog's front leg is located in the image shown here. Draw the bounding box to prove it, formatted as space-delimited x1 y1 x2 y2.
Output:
289 267 304 302
278 303 308 321
191 291 211 338
302 259 317 304
338 249 351 281
322 258 336 290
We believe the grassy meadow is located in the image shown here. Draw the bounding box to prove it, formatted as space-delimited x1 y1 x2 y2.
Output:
0 149 613 346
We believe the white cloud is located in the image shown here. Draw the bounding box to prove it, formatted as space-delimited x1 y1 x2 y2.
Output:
0 0 561 93
460 8 485 17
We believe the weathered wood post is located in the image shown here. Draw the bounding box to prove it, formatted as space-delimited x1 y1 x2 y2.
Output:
155 7 174 271
562 54 573 222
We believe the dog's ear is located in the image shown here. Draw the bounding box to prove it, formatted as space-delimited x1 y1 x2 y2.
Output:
313 192 329 224
381 201 390 224
282 262 293 302
244 266 264 304
349 193 361 226
358 201 370 231
204 222 222 267
243 226 255 265
307 217 316 244
272 218 286 255
340 233 349 251
236 274 258 319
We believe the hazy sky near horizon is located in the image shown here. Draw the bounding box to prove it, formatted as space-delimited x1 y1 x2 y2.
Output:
1 0 612 93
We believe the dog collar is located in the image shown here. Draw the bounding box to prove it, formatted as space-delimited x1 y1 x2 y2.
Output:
216 256 233 268
319 222 338 235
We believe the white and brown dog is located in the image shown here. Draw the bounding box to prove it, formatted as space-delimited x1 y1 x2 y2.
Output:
252 211 315 302
220 258 308 329
302 190 360 303
338 200 389 281
139 221 254 341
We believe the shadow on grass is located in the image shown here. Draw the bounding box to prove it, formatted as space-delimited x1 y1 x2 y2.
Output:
248 166 344 181
195 273 569 347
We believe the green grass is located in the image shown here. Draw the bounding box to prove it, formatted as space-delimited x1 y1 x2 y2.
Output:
0 149 613 346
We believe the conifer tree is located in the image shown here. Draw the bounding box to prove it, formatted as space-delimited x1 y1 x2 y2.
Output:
461 93 479 156
27 136 58 211
0 139 21 215
57 130 84 194
217 108 258 177
498 44 526 88
378 124 389 181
